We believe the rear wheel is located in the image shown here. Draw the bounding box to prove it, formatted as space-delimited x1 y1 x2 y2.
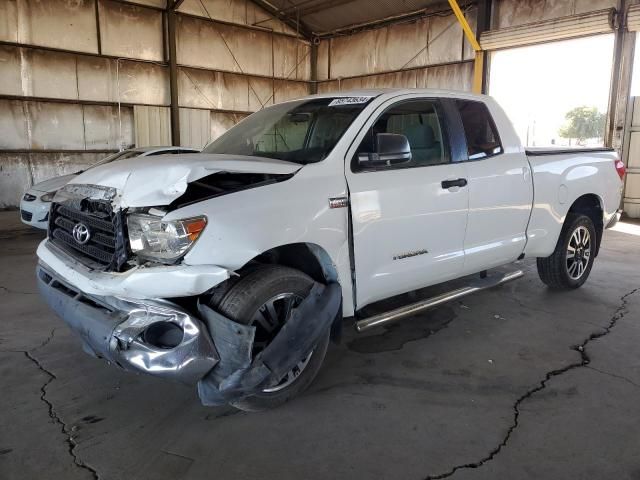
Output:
537 213 596 289
210 265 330 411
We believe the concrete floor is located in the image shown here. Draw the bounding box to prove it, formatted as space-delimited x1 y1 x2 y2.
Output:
1 212 639 480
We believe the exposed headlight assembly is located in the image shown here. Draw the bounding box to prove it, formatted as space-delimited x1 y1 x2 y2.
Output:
127 214 207 262
40 192 56 202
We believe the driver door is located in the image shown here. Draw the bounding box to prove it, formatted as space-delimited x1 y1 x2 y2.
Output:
345 98 469 310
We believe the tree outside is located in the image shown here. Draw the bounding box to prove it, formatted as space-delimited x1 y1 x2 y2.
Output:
558 106 606 146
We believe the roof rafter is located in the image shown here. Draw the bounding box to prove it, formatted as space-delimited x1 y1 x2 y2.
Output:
255 0 478 38
287 0 358 17
247 0 315 40
168 0 185 11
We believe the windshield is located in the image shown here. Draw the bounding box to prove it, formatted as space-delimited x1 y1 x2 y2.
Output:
202 97 373 164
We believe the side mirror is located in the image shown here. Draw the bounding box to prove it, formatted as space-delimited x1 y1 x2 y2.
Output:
357 133 412 167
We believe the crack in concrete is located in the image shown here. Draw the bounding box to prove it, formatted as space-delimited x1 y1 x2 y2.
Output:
161 450 196 462
587 366 640 391
11 329 100 480
0 285 38 295
425 288 639 480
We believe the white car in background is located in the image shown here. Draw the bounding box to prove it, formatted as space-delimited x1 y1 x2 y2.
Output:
20 146 199 229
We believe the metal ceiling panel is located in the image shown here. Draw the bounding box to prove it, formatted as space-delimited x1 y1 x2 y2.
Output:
258 0 453 35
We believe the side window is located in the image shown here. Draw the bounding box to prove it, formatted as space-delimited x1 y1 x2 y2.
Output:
354 100 448 171
456 100 503 160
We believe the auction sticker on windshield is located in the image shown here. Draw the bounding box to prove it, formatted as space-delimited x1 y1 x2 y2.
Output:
328 97 373 106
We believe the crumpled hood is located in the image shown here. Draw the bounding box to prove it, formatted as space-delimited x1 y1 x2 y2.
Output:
67 153 302 208
31 173 78 193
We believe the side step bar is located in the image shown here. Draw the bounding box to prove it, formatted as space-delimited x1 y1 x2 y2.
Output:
355 270 524 333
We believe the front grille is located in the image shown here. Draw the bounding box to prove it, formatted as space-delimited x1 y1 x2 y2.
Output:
21 210 33 221
49 202 128 271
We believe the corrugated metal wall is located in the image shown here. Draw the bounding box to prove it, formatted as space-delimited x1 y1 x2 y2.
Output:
316 7 477 93
0 0 310 207
1 0 633 209
623 97 640 218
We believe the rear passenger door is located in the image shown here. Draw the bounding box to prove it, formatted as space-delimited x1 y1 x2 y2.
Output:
456 99 533 274
346 97 469 309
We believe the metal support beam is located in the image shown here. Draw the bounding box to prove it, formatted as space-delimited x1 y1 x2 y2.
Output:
310 42 318 94
94 0 102 55
472 52 484 94
475 0 492 93
447 0 483 94
247 0 313 40
167 3 180 146
606 1 627 148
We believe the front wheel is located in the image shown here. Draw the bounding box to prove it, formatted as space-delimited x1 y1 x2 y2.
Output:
211 265 330 411
537 213 596 289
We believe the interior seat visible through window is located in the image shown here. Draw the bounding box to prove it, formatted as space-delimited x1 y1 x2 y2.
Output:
357 100 448 169
456 100 503 160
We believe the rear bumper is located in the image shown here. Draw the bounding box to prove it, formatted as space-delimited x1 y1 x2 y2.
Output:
606 209 622 229
37 264 219 384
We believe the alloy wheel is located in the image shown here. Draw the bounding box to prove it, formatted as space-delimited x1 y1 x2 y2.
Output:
566 225 591 280
249 292 313 393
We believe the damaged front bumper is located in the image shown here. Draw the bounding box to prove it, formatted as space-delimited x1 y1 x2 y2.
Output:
37 264 219 384
37 240 230 299
37 263 342 406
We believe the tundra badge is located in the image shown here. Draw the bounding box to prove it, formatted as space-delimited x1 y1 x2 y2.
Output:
329 197 349 209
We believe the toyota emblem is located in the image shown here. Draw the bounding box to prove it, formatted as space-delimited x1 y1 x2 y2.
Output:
72 223 91 245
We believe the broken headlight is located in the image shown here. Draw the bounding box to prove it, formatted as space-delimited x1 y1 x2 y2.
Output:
127 213 207 262
40 192 56 202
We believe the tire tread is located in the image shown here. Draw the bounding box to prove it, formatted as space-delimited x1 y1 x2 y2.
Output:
211 264 330 412
536 213 596 290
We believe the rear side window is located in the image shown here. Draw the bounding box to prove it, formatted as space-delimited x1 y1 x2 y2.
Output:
456 100 503 160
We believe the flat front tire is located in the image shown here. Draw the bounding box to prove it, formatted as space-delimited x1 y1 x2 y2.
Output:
211 265 330 412
536 213 596 289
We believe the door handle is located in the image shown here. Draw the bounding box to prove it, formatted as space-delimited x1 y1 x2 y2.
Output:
441 178 468 189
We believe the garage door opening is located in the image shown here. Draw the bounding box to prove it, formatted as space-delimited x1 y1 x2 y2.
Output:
489 35 614 148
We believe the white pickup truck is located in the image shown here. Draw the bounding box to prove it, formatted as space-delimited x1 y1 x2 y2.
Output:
37 89 626 411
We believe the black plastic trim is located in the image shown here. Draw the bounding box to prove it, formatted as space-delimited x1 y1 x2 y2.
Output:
440 98 469 164
525 147 615 156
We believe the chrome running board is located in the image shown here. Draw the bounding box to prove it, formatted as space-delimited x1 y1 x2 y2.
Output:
355 270 524 333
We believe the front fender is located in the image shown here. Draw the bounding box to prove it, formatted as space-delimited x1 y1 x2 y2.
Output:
168 163 355 315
